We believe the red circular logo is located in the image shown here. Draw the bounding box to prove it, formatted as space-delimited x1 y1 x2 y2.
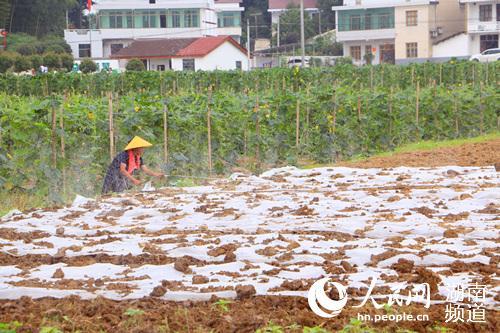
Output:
0 30 7 37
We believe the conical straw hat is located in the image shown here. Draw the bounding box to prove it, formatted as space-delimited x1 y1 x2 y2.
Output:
124 136 153 150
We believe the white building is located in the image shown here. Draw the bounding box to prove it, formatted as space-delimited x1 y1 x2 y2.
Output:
64 0 243 60
112 35 249 71
335 0 466 65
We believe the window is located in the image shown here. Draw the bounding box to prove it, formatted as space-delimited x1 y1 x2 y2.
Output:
406 10 417 26
350 15 361 30
364 14 372 30
379 14 391 29
218 12 241 27
149 0 156 3
79 44 91 58
236 61 242 70
406 42 418 58
157 65 165 71
110 44 123 55
480 34 498 52
184 9 199 28
497 4 500 21
350 46 361 61
479 5 492 22
160 14 167 28
170 9 181 28
183 59 195 71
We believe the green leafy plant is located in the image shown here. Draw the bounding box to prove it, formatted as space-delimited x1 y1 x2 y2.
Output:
126 58 146 71
13 55 31 72
79 58 97 74
0 321 22 333
212 299 232 313
255 321 284 333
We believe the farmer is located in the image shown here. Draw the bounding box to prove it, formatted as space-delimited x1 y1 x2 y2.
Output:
102 136 164 194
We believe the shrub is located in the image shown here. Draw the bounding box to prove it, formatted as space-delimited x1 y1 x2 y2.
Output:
79 58 97 73
45 44 66 54
0 52 15 73
60 53 74 72
29 54 43 69
335 57 353 65
43 52 61 69
14 44 36 56
126 58 145 71
13 55 32 72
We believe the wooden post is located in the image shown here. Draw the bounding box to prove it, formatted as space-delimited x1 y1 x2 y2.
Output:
439 63 443 85
357 95 361 121
370 66 374 90
388 87 393 136
60 94 67 198
163 101 169 165
415 81 420 139
454 95 459 137
255 87 260 166
332 88 337 134
479 83 484 135
295 97 300 156
108 92 114 161
207 86 213 176
411 66 415 87
472 63 475 87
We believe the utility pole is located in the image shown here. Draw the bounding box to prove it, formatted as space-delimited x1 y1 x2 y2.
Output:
277 15 280 47
247 19 251 70
300 0 305 67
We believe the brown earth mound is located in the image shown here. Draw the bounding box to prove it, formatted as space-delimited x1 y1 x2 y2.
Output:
337 138 500 168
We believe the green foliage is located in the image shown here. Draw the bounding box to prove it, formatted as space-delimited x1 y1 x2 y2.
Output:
13 55 31 72
126 58 146 71
0 63 497 202
14 44 36 56
124 308 145 317
59 53 74 72
339 318 376 333
29 54 43 69
276 6 315 44
0 321 22 333
0 52 14 73
212 299 232 312
335 57 353 65
255 321 284 333
79 58 97 74
43 52 61 69
39 327 62 333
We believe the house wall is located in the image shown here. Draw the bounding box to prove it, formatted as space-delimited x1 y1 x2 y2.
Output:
195 41 249 70
432 33 470 58
342 39 394 65
394 5 431 60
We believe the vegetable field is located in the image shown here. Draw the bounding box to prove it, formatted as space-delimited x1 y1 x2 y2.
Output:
0 62 498 201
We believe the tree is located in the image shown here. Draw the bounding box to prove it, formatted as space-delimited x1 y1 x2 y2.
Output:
0 0 11 30
317 1 343 32
60 53 74 72
0 52 14 73
29 54 43 69
7 0 79 37
126 58 145 71
43 52 61 69
277 6 315 45
79 58 97 73
13 54 31 72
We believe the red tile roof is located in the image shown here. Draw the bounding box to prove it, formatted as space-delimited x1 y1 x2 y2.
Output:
112 36 247 59
269 0 318 10
214 0 242 3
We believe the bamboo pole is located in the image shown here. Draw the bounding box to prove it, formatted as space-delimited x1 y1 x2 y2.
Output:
357 95 361 121
163 101 169 165
295 97 300 155
439 63 442 85
454 95 459 137
389 86 393 137
332 88 337 134
415 81 420 139
108 92 114 161
60 94 67 198
207 86 213 176
479 82 484 135
255 86 260 167
370 66 374 90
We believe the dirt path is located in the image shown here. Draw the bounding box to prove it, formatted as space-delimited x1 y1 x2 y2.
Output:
338 138 500 168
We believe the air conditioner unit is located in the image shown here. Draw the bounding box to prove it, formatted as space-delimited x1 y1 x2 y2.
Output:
437 26 443 35
430 30 438 38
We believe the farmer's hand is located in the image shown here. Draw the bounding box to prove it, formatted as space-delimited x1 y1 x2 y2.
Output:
131 178 142 186
155 173 166 179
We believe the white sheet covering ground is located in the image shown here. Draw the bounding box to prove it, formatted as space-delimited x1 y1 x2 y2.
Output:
0 166 498 306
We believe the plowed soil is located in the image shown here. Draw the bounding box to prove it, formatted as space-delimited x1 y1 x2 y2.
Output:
0 296 498 333
338 138 500 168
1 138 499 333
